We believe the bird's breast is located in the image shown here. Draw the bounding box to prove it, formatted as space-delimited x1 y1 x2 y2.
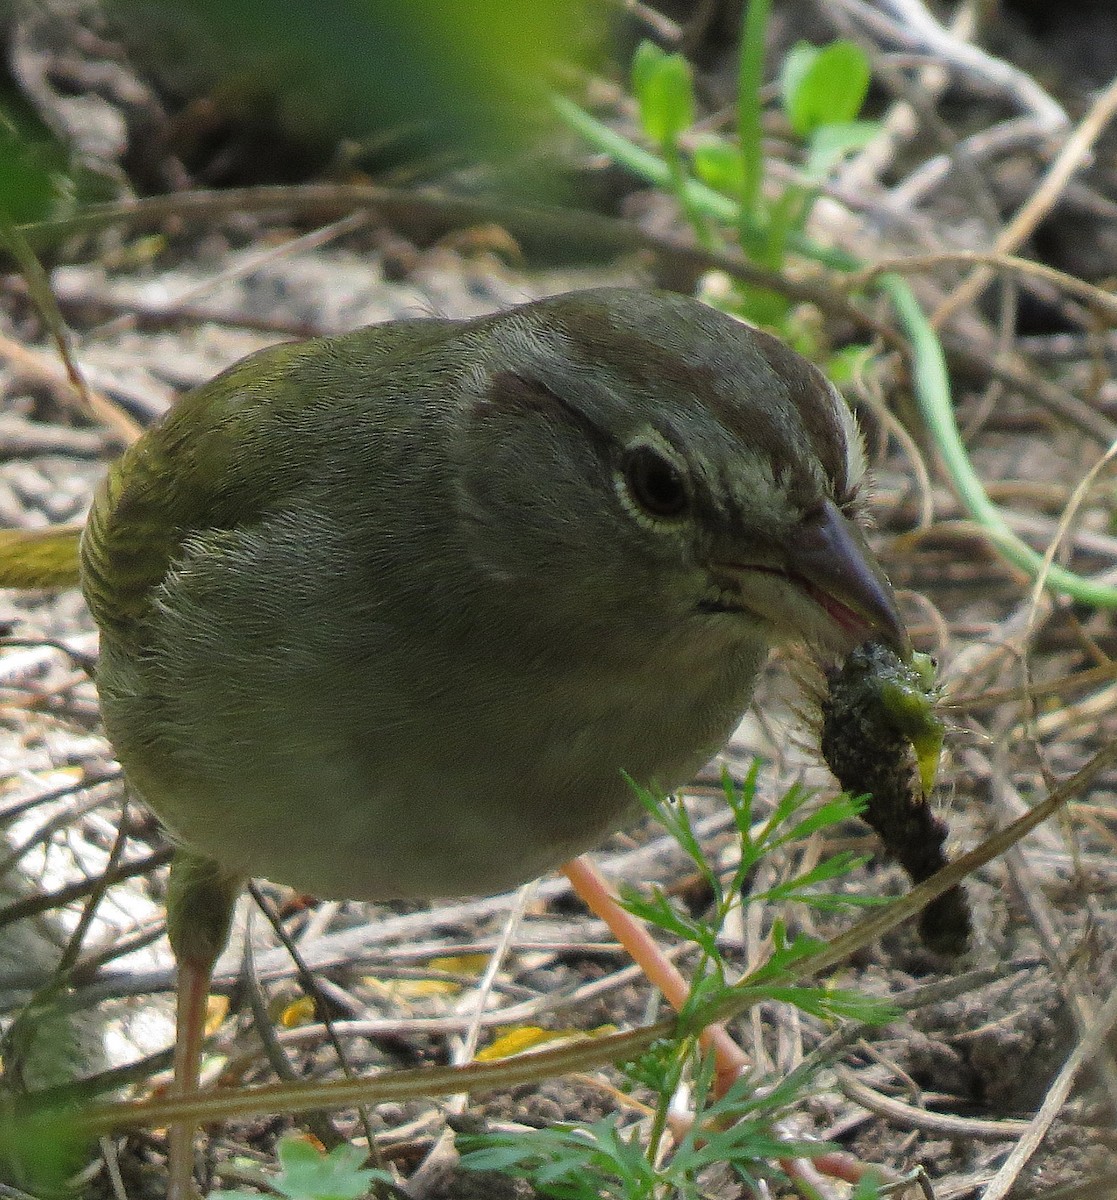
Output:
102 611 767 902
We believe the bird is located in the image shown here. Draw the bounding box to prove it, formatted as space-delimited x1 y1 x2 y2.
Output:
0 287 909 1195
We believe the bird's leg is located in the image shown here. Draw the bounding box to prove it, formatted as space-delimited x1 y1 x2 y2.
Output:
165 852 242 1200
561 856 748 1092
168 953 214 1198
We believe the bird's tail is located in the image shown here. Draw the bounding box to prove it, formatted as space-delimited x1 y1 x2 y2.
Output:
0 526 82 588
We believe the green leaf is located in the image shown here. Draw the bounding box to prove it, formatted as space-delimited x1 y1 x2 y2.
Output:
825 342 874 386
461 1118 658 1199
622 1038 687 1094
678 968 732 1034
212 1135 389 1200
804 119 879 177
0 1104 92 1196
620 883 719 956
279 1139 384 1199
756 985 898 1023
692 135 746 196
755 781 817 849
853 1174 887 1199
766 796 864 850
631 40 694 145
779 42 819 130
0 103 71 225
758 851 869 896
711 282 794 329
626 776 718 895
780 40 871 137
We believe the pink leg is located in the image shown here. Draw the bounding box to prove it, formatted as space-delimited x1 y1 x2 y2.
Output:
561 856 748 1093
167 953 213 1200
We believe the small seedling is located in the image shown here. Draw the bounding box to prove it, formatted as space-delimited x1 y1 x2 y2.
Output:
210 1135 391 1200
459 769 896 1199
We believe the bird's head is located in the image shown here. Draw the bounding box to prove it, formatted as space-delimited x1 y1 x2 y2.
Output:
454 288 909 664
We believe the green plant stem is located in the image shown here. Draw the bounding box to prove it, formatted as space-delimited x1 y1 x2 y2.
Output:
736 0 772 223
664 141 712 248
883 277 1117 607
643 1040 688 1175
553 95 1117 609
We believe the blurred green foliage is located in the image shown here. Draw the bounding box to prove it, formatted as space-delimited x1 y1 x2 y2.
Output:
0 90 73 224
0 1100 91 1197
103 0 603 183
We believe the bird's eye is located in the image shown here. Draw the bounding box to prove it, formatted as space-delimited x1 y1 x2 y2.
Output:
622 445 689 519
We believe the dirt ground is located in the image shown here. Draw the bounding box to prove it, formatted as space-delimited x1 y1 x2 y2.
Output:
2 2 1117 1197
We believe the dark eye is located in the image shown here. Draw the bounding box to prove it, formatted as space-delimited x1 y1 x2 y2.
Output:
623 446 689 518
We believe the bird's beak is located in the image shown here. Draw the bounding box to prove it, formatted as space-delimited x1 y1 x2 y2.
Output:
785 499 911 660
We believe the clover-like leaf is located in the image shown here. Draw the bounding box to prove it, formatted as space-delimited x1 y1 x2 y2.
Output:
632 40 695 146
780 40 871 137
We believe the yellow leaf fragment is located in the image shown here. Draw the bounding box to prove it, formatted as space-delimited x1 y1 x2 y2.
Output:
279 996 317 1028
204 995 229 1037
476 1024 617 1061
428 954 490 975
